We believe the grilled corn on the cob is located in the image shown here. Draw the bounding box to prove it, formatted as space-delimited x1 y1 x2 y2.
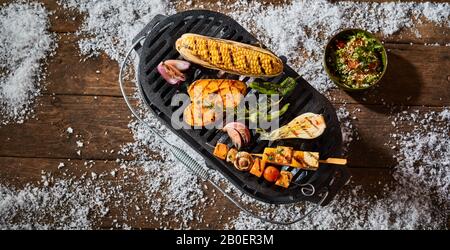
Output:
176 33 283 77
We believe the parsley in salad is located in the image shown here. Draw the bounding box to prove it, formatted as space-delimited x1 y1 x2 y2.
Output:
330 31 384 89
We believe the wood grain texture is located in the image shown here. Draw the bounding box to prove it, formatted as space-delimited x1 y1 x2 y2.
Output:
0 0 83 33
0 95 135 160
0 156 396 229
44 34 132 97
173 0 450 45
43 36 450 108
0 92 442 170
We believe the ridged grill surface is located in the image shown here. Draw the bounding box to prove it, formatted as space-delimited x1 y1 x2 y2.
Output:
135 10 349 205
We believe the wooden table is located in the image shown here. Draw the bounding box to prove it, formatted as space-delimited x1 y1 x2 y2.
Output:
0 0 449 229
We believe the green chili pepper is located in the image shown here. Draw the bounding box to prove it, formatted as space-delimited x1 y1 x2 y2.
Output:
266 103 290 121
249 77 298 96
279 77 297 96
249 81 279 95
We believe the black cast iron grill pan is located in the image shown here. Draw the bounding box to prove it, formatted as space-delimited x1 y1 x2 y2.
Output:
120 10 351 223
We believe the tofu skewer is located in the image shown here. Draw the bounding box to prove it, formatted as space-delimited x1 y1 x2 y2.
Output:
251 147 347 170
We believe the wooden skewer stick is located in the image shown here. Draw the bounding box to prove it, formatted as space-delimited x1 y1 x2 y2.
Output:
251 153 347 166
318 158 347 165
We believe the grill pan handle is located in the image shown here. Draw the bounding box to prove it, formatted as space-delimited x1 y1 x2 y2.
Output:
119 36 329 226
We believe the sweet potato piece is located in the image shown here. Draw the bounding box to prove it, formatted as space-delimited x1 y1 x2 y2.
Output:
230 87 244 107
218 80 247 95
187 79 211 98
184 79 247 127
213 143 229 160
184 98 219 127
183 103 195 126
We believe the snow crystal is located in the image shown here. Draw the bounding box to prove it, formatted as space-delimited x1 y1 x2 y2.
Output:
391 109 450 202
336 106 358 153
0 2 55 125
0 179 110 229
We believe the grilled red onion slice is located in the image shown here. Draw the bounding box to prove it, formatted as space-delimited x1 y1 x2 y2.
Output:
157 60 190 85
223 122 251 149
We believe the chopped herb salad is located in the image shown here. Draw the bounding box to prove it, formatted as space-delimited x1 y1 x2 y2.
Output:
326 30 386 89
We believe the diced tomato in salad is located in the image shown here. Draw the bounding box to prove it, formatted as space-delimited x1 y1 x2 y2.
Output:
336 40 346 49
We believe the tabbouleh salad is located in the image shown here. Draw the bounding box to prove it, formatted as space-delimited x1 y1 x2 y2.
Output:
329 31 385 89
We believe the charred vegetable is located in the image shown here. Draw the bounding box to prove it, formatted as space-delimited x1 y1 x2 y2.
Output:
176 33 283 77
183 79 247 127
222 122 251 149
157 60 190 85
226 148 238 163
257 112 326 140
261 147 319 170
292 151 319 170
256 147 345 170
249 77 297 96
213 143 229 160
240 98 290 123
249 158 265 177
275 171 293 188
263 166 280 182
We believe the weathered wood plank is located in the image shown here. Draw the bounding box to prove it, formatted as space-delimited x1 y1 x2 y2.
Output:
0 95 135 160
0 92 441 169
2 0 448 43
0 0 448 229
44 35 450 108
0 156 397 229
333 103 445 169
334 103 445 169
44 34 133 97
0 156 239 229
